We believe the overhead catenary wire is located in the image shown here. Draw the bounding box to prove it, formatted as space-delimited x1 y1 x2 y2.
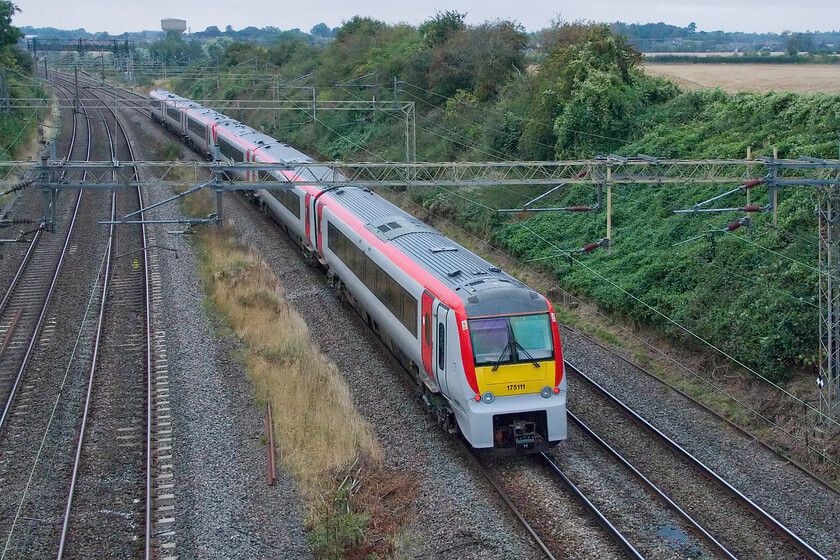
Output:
402 88 560 158
0 110 39 160
405 167 838 441
336 85 556 206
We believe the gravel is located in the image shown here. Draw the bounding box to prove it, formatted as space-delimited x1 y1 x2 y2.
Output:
127 116 312 559
561 327 840 559
129 100 840 557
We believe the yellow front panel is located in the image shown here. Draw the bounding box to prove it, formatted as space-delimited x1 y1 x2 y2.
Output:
476 360 556 396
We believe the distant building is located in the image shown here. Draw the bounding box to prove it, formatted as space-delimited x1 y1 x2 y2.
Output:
161 18 187 38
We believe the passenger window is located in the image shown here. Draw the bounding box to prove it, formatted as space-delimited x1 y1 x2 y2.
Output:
438 323 445 370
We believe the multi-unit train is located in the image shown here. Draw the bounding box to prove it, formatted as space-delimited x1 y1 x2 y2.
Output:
149 89 567 453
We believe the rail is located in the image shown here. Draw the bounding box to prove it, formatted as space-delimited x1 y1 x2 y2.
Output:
565 359 827 560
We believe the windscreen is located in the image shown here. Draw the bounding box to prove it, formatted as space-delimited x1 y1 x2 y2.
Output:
509 314 553 360
469 317 510 365
469 314 554 367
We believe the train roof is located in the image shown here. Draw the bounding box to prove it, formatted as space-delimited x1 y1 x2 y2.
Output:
324 186 548 317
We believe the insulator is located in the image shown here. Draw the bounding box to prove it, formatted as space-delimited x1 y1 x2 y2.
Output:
742 179 763 189
575 170 588 178
726 220 743 231
10 179 33 193
581 242 600 252
566 206 592 212
741 205 762 212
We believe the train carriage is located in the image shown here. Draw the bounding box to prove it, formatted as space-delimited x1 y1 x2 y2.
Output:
149 89 567 453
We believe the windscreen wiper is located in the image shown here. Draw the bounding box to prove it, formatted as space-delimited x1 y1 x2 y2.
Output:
512 340 541 368
491 342 512 372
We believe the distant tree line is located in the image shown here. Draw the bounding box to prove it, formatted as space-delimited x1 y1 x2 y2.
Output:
19 22 338 46
20 19 840 66
610 21 840 55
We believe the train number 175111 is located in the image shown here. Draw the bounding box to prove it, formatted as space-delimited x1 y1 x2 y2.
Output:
507 383 526 392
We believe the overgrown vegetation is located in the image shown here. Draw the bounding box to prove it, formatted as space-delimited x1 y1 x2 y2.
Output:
170 169 417 557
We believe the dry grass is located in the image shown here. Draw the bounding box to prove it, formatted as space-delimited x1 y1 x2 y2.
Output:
643 63 840 93
188 210 418 557
199 225 382 491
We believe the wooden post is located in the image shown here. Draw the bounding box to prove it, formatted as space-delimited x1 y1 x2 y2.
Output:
0 69 8 114
772 147 779 227
746 146 752 212
606 167 612 251
265 403 276 486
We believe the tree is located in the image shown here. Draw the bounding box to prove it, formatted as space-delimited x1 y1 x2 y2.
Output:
785 33 803 56
0 1 21 47
521 23 647 158
310 23 330 38
0 1 23 68
419 10 466 47
149 34 204 65
202 26 222 38
426 19 527 101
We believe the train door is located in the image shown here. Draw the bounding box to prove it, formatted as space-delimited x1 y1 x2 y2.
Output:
435 302 450 395
304 193 312 245
210 125 218 159
316 202 325 254
421 292 434 380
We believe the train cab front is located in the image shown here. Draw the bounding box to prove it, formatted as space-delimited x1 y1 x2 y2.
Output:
463 310 567 455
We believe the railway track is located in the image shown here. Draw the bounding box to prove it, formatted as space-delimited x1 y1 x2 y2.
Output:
0 75 114 559
457 360 828 559
61 70 177 560
458 440 557 559
32 75 834 559
53 78 155 559
63 68 178 560
0 73 165 559
0 85 87 434
537 452 643 559
562 360 827 560
563 325 840 496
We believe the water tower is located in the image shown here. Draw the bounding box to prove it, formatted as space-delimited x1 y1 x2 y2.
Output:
161 18 187 38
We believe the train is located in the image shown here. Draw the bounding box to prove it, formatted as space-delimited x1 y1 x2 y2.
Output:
148 89 567 454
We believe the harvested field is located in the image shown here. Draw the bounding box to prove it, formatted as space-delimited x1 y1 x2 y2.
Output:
643 63 840 93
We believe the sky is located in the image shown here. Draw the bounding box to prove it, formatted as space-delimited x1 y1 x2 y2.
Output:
11 0 840 35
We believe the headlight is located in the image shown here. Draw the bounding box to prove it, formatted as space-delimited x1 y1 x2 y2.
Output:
482 391 495 403
540 386 553 398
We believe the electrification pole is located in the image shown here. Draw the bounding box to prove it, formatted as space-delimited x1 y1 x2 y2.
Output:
818 149 840 423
